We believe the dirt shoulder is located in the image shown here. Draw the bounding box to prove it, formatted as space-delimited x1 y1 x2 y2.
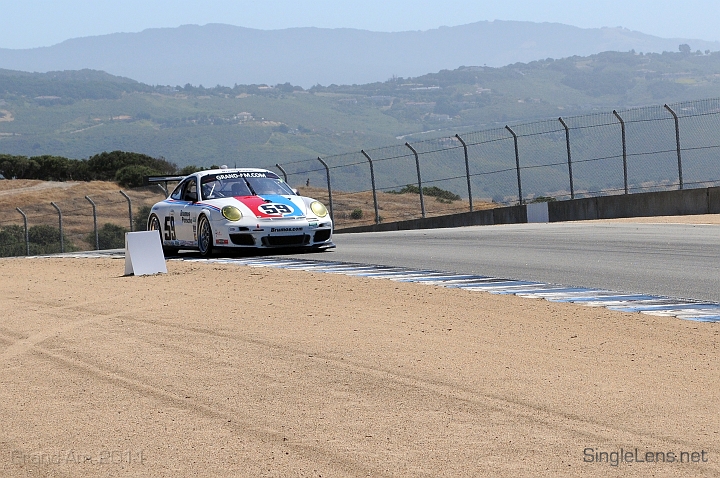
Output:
0 257 717 477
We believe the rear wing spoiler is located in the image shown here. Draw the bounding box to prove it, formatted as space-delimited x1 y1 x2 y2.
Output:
144 175 186 196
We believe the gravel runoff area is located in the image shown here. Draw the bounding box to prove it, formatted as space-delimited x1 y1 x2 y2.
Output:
0 249 718 477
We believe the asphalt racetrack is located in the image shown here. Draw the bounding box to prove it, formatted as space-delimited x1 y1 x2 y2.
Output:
292 222 720 302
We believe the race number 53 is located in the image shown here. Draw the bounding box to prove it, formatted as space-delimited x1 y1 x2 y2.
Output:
164 216 177 240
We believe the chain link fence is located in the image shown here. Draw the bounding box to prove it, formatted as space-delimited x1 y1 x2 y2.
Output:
271 97 720 222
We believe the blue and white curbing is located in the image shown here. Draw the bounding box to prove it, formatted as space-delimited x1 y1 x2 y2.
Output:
175 256 720 323
38 252 720 323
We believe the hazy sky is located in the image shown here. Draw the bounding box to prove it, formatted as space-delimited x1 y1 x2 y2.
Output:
2 0 718 49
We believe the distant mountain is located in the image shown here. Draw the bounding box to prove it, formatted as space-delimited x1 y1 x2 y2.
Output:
0 21 719 88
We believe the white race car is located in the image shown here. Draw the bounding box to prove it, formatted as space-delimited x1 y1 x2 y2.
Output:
147 168 334 256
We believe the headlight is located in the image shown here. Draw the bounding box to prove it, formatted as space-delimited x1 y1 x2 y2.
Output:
310 201 328 217
222 205 242 221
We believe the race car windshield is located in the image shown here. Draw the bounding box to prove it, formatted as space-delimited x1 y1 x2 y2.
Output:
244 177 295 195
200 173 295 199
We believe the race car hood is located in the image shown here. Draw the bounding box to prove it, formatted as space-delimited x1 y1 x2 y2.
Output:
230 194 307 219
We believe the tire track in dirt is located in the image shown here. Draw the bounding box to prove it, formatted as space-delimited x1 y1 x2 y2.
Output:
0 329 392 477
0 297 133 361
1 296 384 475
121 315 711 458
12 300 692 456
47 348 390 477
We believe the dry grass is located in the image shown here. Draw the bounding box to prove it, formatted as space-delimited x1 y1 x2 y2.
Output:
0 180 167 250
294 186 497 228
0 181 499 246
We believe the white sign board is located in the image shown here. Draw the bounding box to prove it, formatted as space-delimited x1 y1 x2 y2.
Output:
124 231 168 276
526 202 549 223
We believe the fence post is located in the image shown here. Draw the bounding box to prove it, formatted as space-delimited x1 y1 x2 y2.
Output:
50 202 64 253
504 126 523 204
663 104 684 190
119 190 133 231
85 196 99 250
16 207 29 256
275 163 288 183
612 110 629 194
558 117 575 200
454 134 474 212
404 142 426 218
316 157 334 223
360 150 380 224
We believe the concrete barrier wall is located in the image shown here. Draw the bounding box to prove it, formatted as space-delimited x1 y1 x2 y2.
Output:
337 211 475 234
336 205 523 234
596 188 709 219
549 187 720 222
548 197 598 222
708 187 720 214
336 186 720 234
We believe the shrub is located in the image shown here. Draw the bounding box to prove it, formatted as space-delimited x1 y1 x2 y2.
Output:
134 205 152 232
529 196 556 203
387 184 461 202
86 223 127 250
27 224 76 255
423 186 461 202
0 225 25 257
350 208 363 220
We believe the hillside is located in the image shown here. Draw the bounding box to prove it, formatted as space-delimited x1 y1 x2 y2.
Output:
1 49 720 199
0 22 719 88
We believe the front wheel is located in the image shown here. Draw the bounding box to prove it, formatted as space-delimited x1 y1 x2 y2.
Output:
148 214 178 256
197 215 214 257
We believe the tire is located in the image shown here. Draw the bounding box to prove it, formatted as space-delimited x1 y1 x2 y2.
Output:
148 214 178 257
197 214 214 257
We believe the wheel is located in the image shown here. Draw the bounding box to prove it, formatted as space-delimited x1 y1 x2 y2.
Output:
148 214 178 256
197 214 214 257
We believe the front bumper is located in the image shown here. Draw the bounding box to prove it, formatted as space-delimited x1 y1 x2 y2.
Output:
214 218 334 249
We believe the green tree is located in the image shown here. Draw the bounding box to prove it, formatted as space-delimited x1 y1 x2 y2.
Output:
273 124 290 133
433 97 460 116
88 151 176 181
0 155 40 179
33 155 73 181
178 165 204 175
115 165 163 188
